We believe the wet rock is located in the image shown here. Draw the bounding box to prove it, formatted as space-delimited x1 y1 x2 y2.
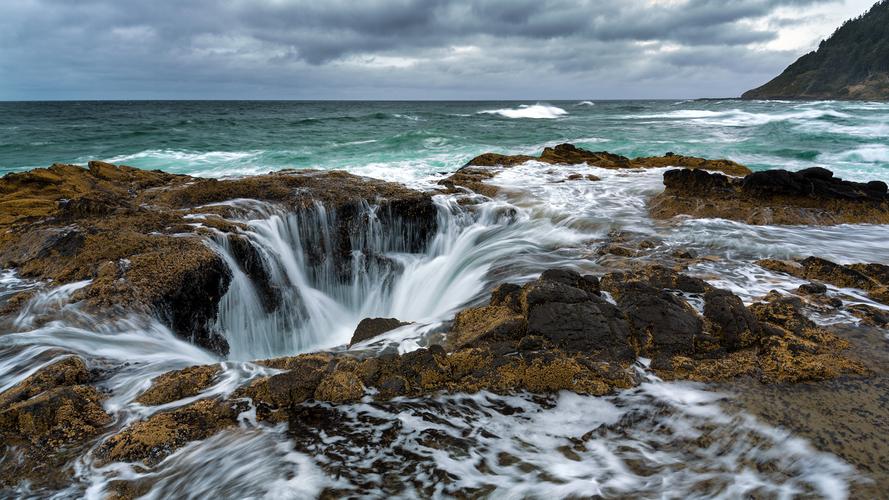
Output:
0 385 111 447
798 282 828 295
538 268 600 295
846 304 889 327
136 364 223 406
610 281 703 360
443 143 750 195
798 257 875 290
651 167 889 225
96 398 248 466
450 305 526 348
598 243 636 257
350 317 411 346
0 162 438 354
758 256 889 305
703 289 761 350
0 357 91 409
601 265 711 296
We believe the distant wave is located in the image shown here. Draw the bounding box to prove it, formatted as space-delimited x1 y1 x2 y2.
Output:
628 108 852 127
478 104 568 119
576 101 595 107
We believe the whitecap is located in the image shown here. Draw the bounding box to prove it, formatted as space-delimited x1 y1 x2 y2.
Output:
478 103 568 119
576 100 596 106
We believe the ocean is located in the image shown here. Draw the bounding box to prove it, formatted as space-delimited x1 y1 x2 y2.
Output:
2 99 888 182
1 99 888 498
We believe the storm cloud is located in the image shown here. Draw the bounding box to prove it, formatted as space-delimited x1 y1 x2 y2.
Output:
0 0 876 99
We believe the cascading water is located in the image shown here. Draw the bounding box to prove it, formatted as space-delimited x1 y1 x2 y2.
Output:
208 193 591 360
2 159 887 497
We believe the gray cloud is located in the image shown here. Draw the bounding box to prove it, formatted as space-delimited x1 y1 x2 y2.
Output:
0 0 858 99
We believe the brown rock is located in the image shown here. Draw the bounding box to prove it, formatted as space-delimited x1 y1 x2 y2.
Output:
95 398 247 466
350 317 411 346
651 167 889 225
136 364 223 406
442 143 750 195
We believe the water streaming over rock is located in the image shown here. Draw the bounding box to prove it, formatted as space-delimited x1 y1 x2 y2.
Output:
2 100 888 496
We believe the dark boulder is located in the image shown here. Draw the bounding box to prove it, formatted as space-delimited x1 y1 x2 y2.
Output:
350 317 411 346
703 289 761 350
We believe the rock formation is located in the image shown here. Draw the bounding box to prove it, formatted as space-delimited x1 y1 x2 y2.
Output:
650 167 889 225
0 162 438 354
441 143 751 197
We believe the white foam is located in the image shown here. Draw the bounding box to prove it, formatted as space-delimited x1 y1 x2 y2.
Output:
478 103 568 119
630 108 852 127
576 100 596 107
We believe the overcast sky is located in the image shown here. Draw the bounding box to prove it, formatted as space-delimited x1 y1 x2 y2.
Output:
0 0 877 100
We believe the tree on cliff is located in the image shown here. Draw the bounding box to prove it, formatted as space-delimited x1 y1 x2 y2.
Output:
742 0 889 100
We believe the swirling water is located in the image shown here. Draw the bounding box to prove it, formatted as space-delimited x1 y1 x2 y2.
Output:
1 100 888 497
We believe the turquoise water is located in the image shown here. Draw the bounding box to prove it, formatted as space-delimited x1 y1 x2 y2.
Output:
1 100 888 182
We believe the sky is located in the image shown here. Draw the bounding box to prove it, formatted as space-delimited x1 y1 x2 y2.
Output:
0 0 877 100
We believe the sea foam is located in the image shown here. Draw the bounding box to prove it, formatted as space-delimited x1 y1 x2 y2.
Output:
479 103 568 119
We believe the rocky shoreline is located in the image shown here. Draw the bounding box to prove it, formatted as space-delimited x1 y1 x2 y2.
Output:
1 144 888 495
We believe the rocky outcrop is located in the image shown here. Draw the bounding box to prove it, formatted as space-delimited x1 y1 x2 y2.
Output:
0 357 111 488
757 257 889 305
441 143 750 196
0 162 438 354
104 267 863 465
650 167 889 225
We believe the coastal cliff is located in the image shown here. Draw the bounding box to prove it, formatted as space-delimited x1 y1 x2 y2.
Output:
742 0 889 100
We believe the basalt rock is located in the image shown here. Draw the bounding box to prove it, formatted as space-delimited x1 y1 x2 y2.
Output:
0 162 438 354
757 256 889 305
440 143 750 196
95 398 249 466
350 317 411 346
109 267 864 465
0 356 111 488
651 167 889 225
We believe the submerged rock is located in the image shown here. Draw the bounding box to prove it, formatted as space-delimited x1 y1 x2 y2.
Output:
0 162 438 354
651 167 889 225
440 143 750 196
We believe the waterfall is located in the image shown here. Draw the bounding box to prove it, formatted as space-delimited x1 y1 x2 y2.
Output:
209 194 585 360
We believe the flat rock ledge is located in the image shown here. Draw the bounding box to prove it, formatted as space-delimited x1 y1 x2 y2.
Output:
0 162 438 354
440 143 751 197
61 266 864 467
650 166 889 225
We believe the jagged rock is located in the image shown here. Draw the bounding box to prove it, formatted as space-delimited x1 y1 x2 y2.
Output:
758 256 889 305
600 265 711 296
88 268 867 465
0 162 438 354
703 289 761 351
441 143 750 196
350 317 411 346
136 364 223 406
798 282 828 295
95 398 248 466
609 280 703 361
0 357 91 410
0 385 111 447
651 167 889 225
847 304 889 327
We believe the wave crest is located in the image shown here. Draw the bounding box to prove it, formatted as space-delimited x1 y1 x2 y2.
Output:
479 104 568 119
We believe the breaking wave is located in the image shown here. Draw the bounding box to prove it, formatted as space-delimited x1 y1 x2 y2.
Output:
478 104 568 119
